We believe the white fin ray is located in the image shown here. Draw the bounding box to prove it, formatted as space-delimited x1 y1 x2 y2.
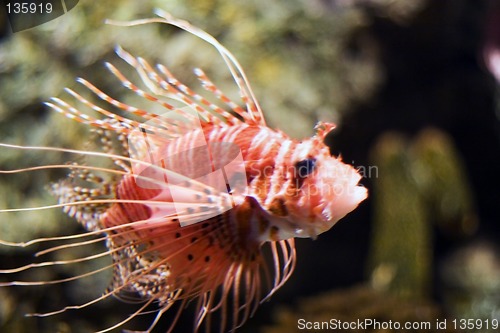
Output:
105 9 266 126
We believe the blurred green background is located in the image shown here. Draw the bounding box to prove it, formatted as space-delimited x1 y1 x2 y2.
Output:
0 0 499 332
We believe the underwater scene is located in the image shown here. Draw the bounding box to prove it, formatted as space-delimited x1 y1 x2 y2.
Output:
0 0 499 332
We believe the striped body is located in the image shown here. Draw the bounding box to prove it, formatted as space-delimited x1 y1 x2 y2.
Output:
101 123 299 302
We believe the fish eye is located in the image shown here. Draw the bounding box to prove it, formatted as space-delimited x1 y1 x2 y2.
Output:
294 158 316 178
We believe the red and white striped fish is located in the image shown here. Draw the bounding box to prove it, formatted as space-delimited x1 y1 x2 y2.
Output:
0 9 367 333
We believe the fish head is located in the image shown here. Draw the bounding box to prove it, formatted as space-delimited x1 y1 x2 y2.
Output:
281 122 368 238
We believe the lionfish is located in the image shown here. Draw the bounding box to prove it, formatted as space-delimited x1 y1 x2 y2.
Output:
0 9 367 333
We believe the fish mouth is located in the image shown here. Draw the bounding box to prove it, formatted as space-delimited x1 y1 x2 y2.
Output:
279 177 367 238
320 183 367 228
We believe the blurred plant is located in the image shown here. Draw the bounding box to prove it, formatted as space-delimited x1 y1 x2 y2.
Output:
368 128 477 300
